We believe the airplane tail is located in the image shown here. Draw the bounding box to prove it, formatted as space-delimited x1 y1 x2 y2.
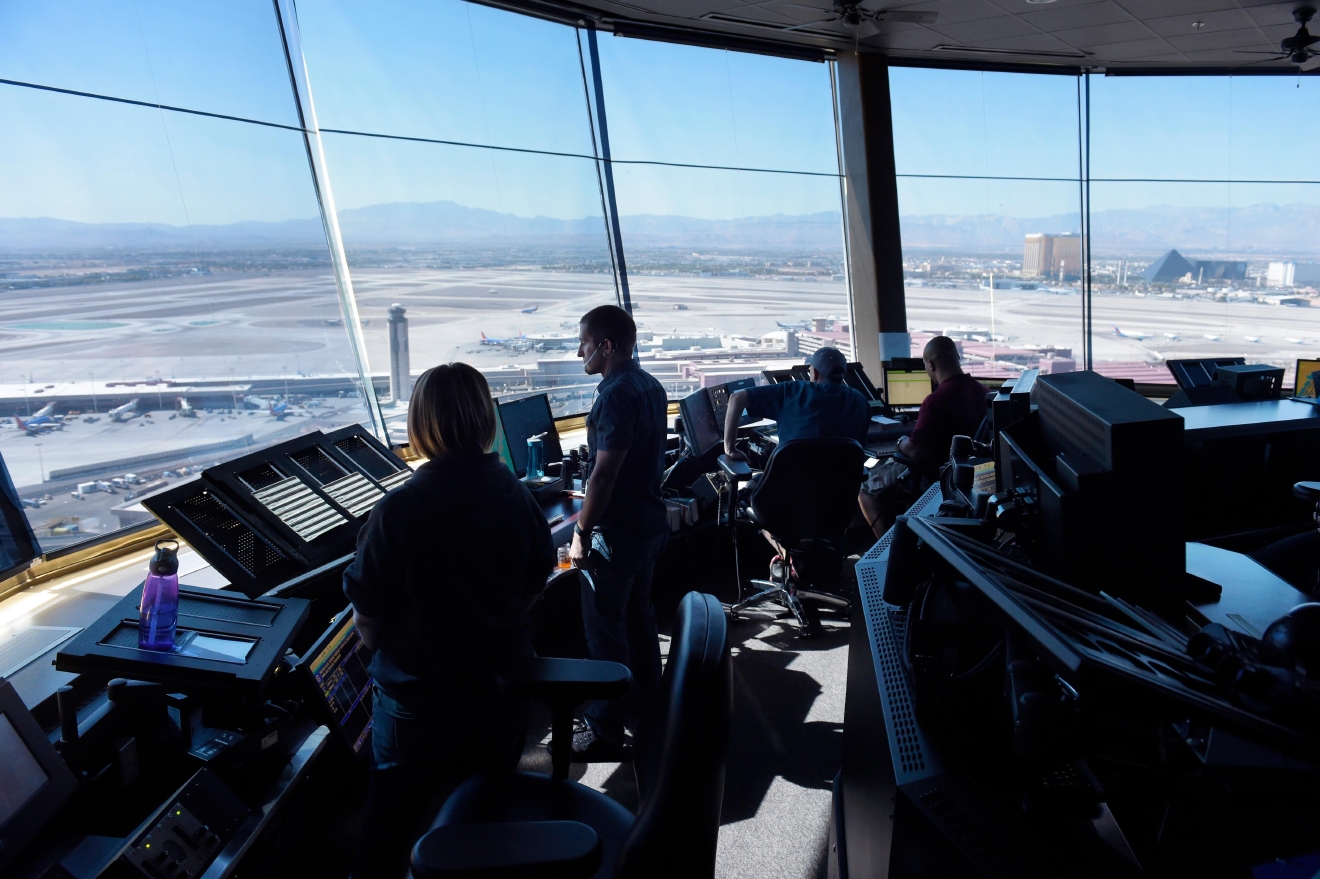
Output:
1112 325 1122 336
13 414 26 430
481 332 488 341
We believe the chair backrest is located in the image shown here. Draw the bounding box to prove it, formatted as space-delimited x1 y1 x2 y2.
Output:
616 592 731 879
748 438 867 540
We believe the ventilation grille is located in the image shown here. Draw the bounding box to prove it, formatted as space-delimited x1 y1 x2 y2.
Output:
334 435 398 481
252 477 345 543
378 469 413 492
173 492 288 577
291 446 347 485
322 473 384 518
237 462 285 492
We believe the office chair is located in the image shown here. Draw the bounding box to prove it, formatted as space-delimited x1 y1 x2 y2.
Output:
720 438 867 635
410 591 732 879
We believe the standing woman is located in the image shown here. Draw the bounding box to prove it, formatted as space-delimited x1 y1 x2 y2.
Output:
344 362 555 879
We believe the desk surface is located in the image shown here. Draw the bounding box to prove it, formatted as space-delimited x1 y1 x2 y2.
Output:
1178 398 1320 440
1186 541 1311 638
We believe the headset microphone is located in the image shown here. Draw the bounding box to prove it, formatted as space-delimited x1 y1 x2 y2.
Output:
584 340 608 368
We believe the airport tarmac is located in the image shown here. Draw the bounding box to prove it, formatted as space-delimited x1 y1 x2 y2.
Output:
7 267 1320 548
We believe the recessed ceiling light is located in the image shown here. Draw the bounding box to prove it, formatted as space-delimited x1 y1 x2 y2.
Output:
1191 20 1206 30
1026 0 1059 4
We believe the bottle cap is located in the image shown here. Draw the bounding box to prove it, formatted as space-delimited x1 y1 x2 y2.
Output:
149 538 180 576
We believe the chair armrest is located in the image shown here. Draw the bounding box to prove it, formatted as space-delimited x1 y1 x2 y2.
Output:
718 454 754 481
497 657 631 708
1295 481 1320 503
412 821 601 879
498 658 631 781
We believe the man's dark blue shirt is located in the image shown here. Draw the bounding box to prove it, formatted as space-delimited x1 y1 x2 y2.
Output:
743 380 870 446
587 359 669 538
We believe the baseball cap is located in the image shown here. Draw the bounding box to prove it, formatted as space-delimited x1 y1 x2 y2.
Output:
809 347 848 382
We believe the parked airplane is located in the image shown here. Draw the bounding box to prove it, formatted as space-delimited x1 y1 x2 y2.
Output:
776 320 811 330
480 331 526 346
13 414 61 436
1245 336 1263 343
1112 326 1152 340
521 304 539 314
1204 334 1222 342
1162 332 1181 341
270 400 290 420
177 397 197 418
1288 338 1308 345
109 399 139 422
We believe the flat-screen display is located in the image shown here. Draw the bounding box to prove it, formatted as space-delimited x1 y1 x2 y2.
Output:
1296 360 1320 398
679 388 722 458
0 714 48 828
497 394 563 478
886 370 934 407
305 612 373 756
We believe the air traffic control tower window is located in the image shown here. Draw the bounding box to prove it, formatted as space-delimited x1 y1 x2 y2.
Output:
889 67 1085 381
297 0 618 421
594 37 852 399
0 1 376 551
1088 74 1320 387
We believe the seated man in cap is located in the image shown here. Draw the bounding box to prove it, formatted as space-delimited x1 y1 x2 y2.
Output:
721 346 870 460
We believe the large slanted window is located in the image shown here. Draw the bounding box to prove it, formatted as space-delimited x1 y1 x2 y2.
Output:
297 0 618 421
595 37 851 396
888 67 1085 380
1089 74 1320 386
0 1 373 552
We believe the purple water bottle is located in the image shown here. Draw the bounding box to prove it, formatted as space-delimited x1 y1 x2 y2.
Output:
139 539 180 651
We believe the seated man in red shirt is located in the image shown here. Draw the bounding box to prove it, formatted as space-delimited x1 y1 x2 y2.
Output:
858 335 987 537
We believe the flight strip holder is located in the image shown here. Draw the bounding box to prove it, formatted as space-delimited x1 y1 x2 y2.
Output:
56 584 310 696
143 426 412 598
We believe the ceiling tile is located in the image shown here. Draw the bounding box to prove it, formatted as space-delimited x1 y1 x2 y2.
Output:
1141 8 1257 37
1165 28 1264 51
1086 37 1184 60
930 14 1040 42
1111 0 1236 15
1052 20 1158 47
1019 1 1133 33
972 31 1089 53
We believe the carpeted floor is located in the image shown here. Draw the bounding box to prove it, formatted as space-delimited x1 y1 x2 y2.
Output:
517 603 850 879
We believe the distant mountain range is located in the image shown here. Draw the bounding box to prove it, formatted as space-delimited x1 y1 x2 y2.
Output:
0 202 845 251
3 199 1319 257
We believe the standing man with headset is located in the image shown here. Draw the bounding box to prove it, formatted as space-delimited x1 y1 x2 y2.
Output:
569 304 669 762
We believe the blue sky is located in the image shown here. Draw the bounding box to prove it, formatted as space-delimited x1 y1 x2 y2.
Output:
1 0 1318 227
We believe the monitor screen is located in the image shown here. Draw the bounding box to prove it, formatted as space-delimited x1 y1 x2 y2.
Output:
1297 360 1320 398
679 387 722 457
305 612 373 755
886 370 933 407
0 714 48 829
497 394 563 478
708 378 756 432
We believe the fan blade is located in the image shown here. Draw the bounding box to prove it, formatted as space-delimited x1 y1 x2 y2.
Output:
1232 50 1289 55
1303 53 1320 71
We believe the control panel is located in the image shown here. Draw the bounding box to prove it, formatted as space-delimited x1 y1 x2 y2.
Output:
119 769 249 879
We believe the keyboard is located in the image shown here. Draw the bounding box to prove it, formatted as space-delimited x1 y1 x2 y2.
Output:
867 440 898 458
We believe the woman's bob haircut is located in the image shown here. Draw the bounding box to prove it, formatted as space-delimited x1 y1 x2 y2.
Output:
407 362 497 458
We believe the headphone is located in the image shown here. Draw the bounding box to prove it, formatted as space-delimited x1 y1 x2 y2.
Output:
584 338 610 368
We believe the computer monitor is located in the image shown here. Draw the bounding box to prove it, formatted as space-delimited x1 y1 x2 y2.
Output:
300 607 373 758
1166 357 1246 390
708 378 756 432
761 369 798 385
883 362 934 407
0 452 39 582
678 387 722 458
1296 359 1320 398
497 394 563 478
0 679 78 870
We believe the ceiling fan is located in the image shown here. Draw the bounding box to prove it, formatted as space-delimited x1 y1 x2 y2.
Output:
1234 6 1320 69
777 0 937 35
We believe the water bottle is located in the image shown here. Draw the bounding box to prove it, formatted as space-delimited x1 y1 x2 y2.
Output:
526 434 545 479
139 539 180 651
